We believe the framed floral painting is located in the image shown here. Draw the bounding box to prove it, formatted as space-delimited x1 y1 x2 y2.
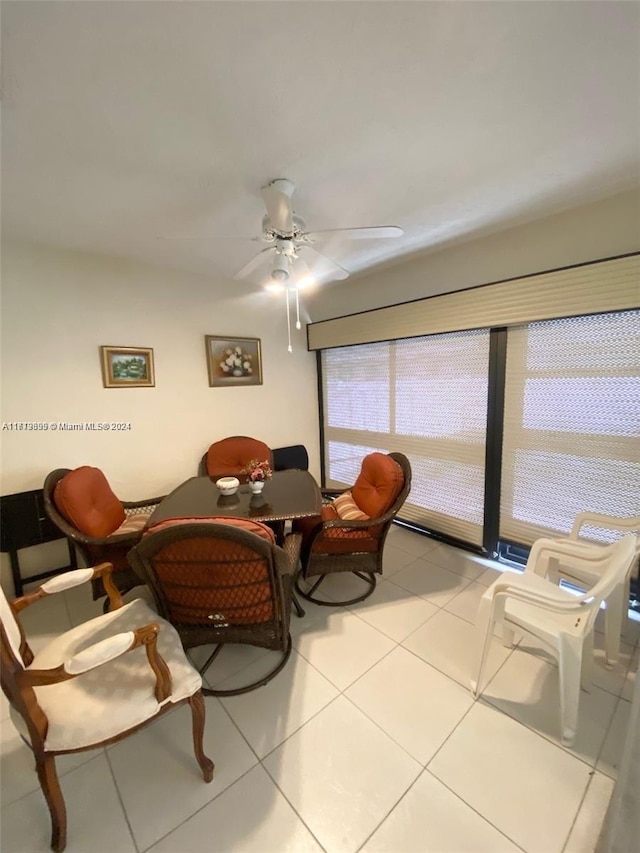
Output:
100 346 155 388
205 336 263 387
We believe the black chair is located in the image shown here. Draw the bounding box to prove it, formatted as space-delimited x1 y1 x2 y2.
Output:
272 445 309 471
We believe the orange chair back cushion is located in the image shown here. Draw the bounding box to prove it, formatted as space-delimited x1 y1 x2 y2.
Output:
143 518 276 624
206 436 271 477
53 466 125 537
145 516 276 544
351 453 405 518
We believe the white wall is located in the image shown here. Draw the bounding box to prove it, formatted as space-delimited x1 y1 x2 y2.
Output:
0 240 319 589
307 189 640 321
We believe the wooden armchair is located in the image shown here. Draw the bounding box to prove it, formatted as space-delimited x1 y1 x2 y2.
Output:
0 563 213 852
129 518 301 695
295 452 412 605
43 467 164 600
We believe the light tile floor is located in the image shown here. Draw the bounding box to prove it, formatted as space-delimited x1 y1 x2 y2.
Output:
1 525 638 853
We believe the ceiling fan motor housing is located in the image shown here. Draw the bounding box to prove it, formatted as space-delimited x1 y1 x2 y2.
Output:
261 213 306 240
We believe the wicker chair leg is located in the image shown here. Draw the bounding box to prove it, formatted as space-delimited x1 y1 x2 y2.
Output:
195 644 224 679
296 571 377 606
291 589 306 618
200 635 292 696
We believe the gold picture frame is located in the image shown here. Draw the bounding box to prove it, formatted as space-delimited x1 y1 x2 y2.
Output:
100 346 155 388
205 336 263 387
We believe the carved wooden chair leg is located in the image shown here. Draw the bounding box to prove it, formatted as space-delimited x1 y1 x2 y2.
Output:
187 691 214 782
35 752 67 852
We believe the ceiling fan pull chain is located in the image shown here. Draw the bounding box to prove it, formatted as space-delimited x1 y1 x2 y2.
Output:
285 288 293 352
295 288 301 330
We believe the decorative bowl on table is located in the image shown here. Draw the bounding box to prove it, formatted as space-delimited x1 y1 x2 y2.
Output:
215 476 240 496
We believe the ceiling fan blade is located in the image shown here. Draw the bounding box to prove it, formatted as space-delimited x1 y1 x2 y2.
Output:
162 234 266 242
261 178 294 234
298 245 350 280
290 256 312 281
300 225 403 242
234 247 273 280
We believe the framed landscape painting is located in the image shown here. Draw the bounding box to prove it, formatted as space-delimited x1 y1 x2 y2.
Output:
205 336 263 387
100 346 155 388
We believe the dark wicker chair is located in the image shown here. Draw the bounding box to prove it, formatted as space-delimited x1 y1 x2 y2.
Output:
295 452 412 606
43 468 164 601
198 436 273 479
272 444 309 471
128 520 301 696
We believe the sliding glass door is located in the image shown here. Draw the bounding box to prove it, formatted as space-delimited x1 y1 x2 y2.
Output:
320 308 640 555
321 329 491 546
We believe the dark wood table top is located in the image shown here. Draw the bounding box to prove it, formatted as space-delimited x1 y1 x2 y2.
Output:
146 469 322 527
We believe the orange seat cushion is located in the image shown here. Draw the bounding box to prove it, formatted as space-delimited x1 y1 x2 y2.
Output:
54 467 125 538
351 453 404 518
206 437 271 478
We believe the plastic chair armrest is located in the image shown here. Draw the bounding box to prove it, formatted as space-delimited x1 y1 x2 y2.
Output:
491 579 586 612
570 511 640 539
526 538 616 576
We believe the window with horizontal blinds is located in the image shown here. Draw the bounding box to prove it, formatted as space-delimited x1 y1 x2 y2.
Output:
322 329 490 545
500 310 640 546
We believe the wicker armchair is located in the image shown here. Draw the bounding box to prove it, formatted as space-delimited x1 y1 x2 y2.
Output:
0 563 213 853
128 519 301 695
295 452 412 606
43 468 164 600
199 435 273 479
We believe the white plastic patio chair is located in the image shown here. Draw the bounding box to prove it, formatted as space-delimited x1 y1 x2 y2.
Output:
539 512 640 667
470 534 637 746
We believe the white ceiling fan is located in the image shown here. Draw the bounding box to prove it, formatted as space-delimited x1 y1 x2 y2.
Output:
235 178 403 287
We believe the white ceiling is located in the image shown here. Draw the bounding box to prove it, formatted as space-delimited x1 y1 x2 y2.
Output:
2 1 639 292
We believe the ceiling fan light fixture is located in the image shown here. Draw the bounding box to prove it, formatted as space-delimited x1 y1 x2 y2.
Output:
270 253 289 282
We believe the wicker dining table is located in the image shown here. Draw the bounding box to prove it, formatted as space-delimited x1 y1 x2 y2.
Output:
145 469 322 530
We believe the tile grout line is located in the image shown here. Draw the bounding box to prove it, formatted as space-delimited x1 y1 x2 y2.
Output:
104 745 141 853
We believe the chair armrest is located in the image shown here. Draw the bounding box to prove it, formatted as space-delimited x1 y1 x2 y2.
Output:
11 563 124 613
322 516 380 531
18 622 172 702
490 579 585 613
570 512 640 540
321 488 347 499
123 496 165 510
525 537 617 577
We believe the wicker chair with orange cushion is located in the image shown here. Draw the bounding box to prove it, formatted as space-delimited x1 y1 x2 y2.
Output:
128 518 301 695
199 436 273 479
43 467 164 600
295 452 412 606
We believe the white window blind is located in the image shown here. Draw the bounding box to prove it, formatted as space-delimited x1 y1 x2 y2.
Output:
500 310 640 546
309 255 639 350
322 329 490 545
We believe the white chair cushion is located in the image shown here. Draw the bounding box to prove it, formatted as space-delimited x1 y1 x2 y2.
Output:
9 598 202 751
